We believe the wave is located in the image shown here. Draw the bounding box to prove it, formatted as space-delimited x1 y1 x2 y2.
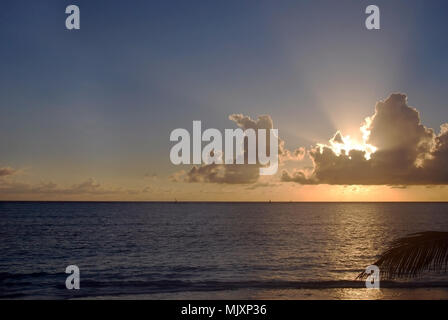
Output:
0 271 54 281
3 271 448 299
78 279 448 291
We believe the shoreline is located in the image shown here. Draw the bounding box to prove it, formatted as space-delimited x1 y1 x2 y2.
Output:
79 287 448 300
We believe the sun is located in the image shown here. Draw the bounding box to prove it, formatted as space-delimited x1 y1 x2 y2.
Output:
317 116 377 160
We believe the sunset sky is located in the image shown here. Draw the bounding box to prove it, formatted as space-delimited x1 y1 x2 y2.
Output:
2 0 448 201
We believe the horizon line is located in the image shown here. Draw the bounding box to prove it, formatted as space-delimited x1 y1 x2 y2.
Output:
2 200 448 203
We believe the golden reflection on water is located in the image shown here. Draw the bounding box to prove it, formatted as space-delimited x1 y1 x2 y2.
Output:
238 288 448 300
333 288 384 300
140 288 448 300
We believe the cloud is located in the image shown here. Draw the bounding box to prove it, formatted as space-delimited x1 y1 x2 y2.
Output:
244 181 281 190
144 173 158 179
169 170 187 182
66 178 106 194
286 146 306 162
0 178 124 196
228 114 303 162
0 167 18 177
186 163 259 184
282 93 448 185
182 114 291 184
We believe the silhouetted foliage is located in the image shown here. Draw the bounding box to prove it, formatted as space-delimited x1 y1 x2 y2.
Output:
358 231 448 279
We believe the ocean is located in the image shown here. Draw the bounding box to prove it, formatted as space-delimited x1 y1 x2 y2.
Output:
1 202 448 299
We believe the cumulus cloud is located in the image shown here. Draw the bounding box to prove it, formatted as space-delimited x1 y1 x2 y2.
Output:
282 93 448 185
186 163 259 184
183 114 292 184
228 114 304 162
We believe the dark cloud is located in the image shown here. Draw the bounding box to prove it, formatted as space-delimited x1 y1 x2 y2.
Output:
184 114 285 184
282 93 448 185
186 163 259 184
0 167 17 177
331 132 344 144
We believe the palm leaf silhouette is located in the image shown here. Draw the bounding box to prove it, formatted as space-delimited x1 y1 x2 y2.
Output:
357 231 448 279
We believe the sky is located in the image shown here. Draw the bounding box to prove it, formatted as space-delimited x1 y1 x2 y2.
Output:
1 0 448 201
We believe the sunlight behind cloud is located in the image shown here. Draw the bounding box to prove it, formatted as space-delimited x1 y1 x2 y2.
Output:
317 127 377 160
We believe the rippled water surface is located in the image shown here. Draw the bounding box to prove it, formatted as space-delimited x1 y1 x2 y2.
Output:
2 202 448 299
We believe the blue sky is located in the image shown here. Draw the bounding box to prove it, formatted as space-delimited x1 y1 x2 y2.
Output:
1 1 448 200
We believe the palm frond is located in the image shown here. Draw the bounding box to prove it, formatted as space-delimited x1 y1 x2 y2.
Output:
357 231 448 279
